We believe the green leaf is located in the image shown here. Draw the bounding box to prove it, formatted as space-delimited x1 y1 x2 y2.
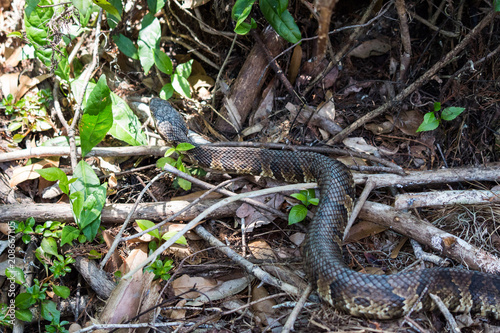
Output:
72 80 148 146
92 0 121 20
15 293 35 310
40 300 59 321
288 204 307 224
88 249 102 259
165 147 176 156
136 219 161 240
290 192 306 202
72 0 93 15
259 0 301 43
15 308 33 322
61 226 80 246
495 0 500 11
6 267 26 285
53 285 71 299
441 107 465 121
154 48 173 75
172 73 191 99
138 13 161 74
160 83 174 100
157 156 176 169
177 177 191 191
70 160 101 199
69 191 84 223
308 198 319 205
433 102 441 112
175 60 193 79
41 237 58 257
416 112 440 132
112 34 139 60
175 143 195 151
80 75 113 157
148 0 166 14
232 0 256 34
36 167 70 194
162 230 187 245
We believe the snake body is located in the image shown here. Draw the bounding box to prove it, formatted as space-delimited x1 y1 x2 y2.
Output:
151 98 500 319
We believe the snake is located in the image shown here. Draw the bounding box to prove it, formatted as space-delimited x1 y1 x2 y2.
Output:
150 98 500 319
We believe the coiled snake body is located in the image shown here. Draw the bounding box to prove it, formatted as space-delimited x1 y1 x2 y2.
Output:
151 98 500 319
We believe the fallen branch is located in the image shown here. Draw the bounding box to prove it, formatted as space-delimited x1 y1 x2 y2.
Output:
394 190 500 209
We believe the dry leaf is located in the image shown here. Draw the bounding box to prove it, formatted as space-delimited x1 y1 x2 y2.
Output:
365 121 394 135
348 38 391 59
248 240 276 261
387 110 424 136
289 232 305 247
288 45 302 85
172 274 218 299
343 137 379 155
10 162 45 187
345 221 387 243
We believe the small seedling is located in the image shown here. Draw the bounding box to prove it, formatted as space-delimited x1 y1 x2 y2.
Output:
416 102 465 132
288 189 319 225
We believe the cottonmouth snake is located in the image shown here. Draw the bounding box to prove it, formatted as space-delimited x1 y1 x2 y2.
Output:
150 98 500 319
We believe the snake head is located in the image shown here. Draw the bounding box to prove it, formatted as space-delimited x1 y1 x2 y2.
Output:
150 98 190 145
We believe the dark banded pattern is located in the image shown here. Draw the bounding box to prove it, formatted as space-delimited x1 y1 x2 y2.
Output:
151 98 500 319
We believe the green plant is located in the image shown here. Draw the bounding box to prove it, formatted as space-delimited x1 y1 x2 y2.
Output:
156 143 207 191
232 0 301 43
416 102 465 132
288 189 319 225
0 303 13 328
144 258 174 280
5 269 70 331
136 219 188 247
1 89 53 143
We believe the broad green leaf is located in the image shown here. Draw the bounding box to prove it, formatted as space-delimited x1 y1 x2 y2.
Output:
6 267 26 285
70 191 84 223
15 293 35 310
92 0 121 20
176 143 195 151
288 204 307 224
232 0 256 34
157 156 176 169
308 198 319 205
495 0 500 11
154 49 173 75
15 308 33 322
177 177 191 191
71 79 147 146
80 75 113 157
441 107 465 121
112 34 139 60
36 167 70 194
172 73 191 99
138 14 161 74
40 300 59 321
72 0 94 20
160 83 174 100
80 219 101 241
53 285 71 299
175 60 193 79
416 112 440 132
136 219 161 240
162 230 187 245
61 226 80 246
25 0 41 18
71 161 101 197
234 19 257 35
40 237 58 257
148 0 166 14
106 0 123 28
290 193 307 205
259 0 301 43
165 148 176 156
